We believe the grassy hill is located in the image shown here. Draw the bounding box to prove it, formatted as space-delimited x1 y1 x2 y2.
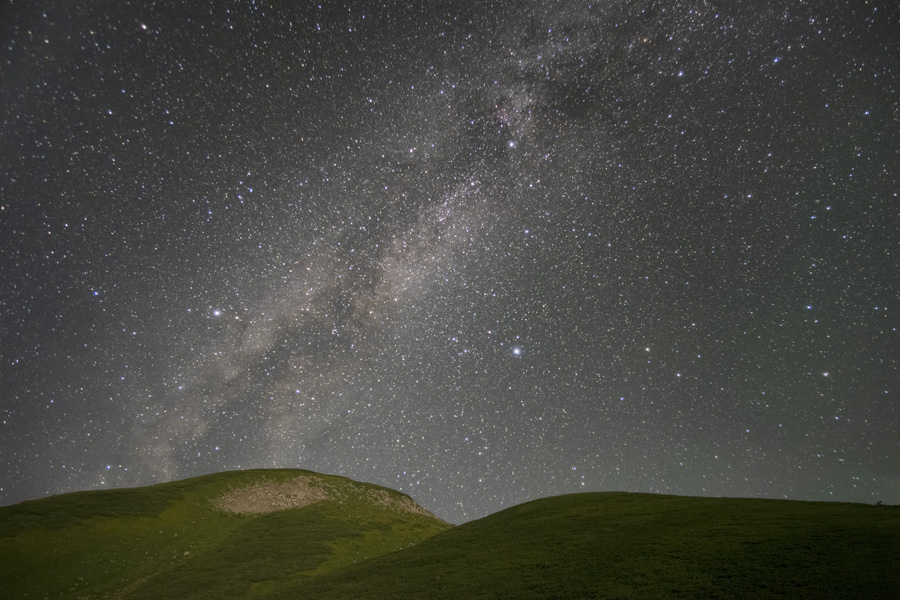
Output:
1 472 898 599
268 491 900 600
0 469 449 599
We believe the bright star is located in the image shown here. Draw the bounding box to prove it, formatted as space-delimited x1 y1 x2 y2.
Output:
512 347 522 356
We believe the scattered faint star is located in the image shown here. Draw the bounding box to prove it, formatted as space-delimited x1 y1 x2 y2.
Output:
1 0 896 524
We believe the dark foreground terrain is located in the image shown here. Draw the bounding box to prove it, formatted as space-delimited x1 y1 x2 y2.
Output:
1 469 897 599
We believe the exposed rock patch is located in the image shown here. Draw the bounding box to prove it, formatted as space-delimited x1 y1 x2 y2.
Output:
215 475 329 514
213 474 441 521
358 487 438 519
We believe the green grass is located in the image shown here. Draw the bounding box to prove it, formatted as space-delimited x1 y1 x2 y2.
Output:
267 492 900 600
0 469 449 600
2 473 897 599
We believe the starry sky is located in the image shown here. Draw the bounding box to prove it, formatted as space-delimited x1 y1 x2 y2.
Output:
1 0 898 524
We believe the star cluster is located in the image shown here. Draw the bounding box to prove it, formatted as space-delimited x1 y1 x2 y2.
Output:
1 0 897 523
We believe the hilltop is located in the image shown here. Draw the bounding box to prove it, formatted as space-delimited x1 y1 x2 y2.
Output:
0 469 449 599
1 470 898 599
276 491 900 599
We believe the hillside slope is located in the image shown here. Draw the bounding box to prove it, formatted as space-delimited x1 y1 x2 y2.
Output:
268 492 900 600
4 473 898 599
0 469 449 600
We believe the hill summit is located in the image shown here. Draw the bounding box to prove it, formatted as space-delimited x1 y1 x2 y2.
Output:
0 469 449 599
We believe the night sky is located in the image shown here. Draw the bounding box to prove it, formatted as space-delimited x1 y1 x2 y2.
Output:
1 1 898 524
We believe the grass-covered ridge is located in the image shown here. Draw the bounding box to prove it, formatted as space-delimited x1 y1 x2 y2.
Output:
0 468 449 599
268 491 900 600
2 472 898 599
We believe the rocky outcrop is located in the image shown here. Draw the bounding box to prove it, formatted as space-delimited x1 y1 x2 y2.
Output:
213 474 440 521
214 475 330 514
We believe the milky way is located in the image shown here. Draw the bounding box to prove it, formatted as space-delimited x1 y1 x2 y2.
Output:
2 1 898 523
